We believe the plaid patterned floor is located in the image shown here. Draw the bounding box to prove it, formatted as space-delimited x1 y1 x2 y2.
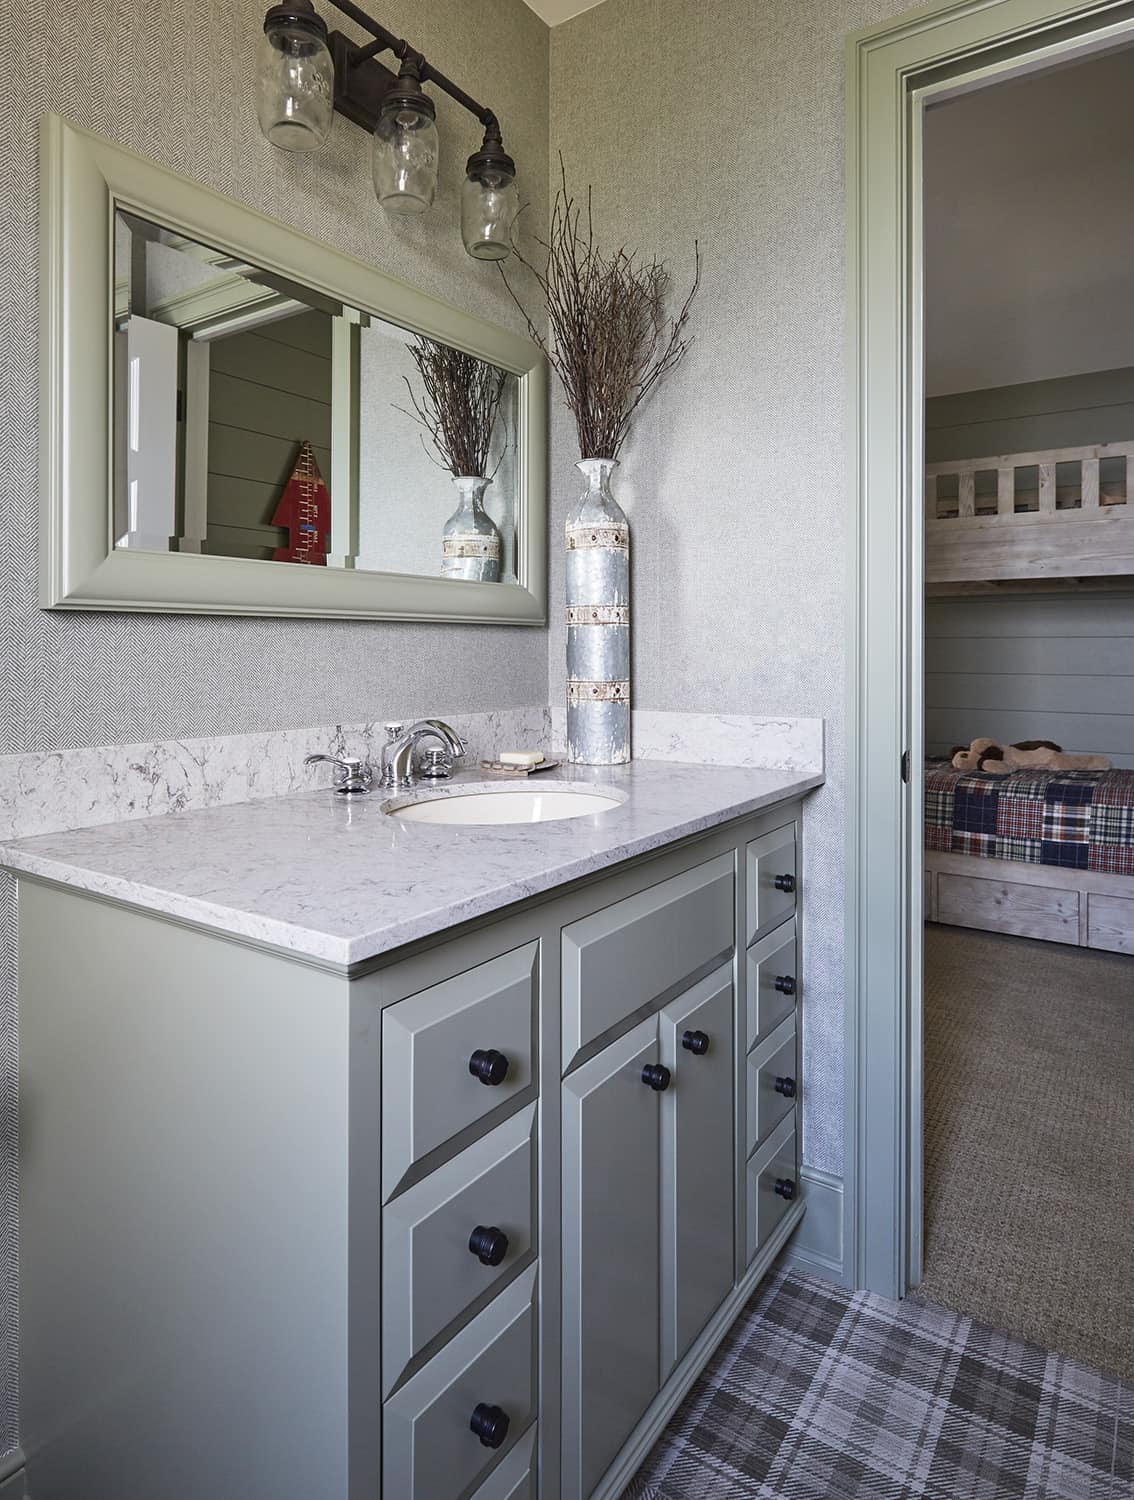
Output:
623 1269 1133 1498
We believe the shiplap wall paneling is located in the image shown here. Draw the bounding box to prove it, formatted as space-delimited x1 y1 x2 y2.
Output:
925 594 1134 768
206 310 332 560
926 366 1134 464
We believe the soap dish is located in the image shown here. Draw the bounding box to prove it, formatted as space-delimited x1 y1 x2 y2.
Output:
479 757 561 776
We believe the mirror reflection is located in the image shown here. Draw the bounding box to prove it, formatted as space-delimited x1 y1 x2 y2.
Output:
112 210 518 581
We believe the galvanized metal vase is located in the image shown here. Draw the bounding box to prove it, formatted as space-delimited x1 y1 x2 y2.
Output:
566 458 630 764
441 475 502 582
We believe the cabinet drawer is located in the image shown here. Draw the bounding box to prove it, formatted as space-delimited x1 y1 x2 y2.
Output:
745 824 797 943
745 1015 797 1157
469 1424 536 1500
745 1113 797 1264
383 1106 537 1396
562 853 735 1070
383 943 538 1199
746 919 797 1048
383 1264 537 1500
1087 892 1134 954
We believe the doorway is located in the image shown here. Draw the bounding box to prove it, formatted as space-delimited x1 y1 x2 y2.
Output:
846 0 1134 1307
917 47 1134 1378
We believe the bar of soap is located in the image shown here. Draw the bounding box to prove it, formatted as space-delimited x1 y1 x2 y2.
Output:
498 750 544 767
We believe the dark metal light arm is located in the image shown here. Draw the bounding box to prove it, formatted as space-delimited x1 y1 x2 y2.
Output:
325 0 501 138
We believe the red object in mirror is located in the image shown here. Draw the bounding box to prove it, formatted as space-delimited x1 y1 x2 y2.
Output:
271 440 330 565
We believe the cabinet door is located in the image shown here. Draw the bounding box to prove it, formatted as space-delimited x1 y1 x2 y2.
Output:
659 967 735 1375
561 1016 662 1500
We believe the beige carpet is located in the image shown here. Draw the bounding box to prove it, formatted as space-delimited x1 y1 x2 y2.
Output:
919 924 1134 1382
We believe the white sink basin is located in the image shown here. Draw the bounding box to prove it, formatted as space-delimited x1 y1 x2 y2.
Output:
385 784 624 826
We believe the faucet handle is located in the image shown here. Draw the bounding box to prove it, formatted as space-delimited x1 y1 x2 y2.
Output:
305 753 373 796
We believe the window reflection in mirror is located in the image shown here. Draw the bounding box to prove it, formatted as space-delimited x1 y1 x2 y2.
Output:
112 209 518 581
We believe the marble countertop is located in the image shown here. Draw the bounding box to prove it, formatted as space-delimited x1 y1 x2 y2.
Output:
0 760 822 967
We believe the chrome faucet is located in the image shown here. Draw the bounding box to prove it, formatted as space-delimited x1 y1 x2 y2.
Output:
304 753 373 796
380 720 468 789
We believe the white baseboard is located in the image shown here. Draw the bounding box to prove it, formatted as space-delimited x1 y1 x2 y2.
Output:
782 1167 851 1287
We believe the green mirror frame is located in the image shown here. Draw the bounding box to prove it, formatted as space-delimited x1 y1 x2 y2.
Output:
38 113 549 623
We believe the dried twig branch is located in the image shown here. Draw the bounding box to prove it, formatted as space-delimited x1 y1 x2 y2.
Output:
396 338 508 478
500 158 700 460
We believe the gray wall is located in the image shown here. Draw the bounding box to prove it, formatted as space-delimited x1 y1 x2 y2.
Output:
923 51 1134 397
548 0 914 1182
0 0 549 1458
926 365 1134 463
925 368 1134 769
926 594 1134 769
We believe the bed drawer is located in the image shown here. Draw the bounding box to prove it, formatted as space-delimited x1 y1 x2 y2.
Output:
1087 892 1134 954
937 870 1079 943
383 1106 537 1396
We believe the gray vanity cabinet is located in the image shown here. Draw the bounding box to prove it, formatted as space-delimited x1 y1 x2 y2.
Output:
14 796 809 1500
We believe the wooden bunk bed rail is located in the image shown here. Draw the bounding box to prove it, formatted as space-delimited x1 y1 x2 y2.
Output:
925 440 1134 590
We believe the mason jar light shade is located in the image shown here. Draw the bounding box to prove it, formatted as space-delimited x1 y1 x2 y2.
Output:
461 163 519 261
255 5 334 153
372 82 439 216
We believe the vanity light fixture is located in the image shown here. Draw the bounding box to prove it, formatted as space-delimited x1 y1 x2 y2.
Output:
255 0 518 259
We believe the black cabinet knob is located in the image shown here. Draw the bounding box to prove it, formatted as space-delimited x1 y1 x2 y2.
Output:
774 1177 796 1200
773 873 796 893
774 975 796 996
681 1029 710 1055
641 1062 671 1092
468 1225 509 1267
774 1075 797 1098
468 1048 509 1087
470 1402 510 1449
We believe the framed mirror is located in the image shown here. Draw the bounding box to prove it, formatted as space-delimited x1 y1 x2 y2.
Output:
40 114 548 623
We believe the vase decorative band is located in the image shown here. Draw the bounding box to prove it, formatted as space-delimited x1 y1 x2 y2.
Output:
566 523 629 552
566 605 630 626
442 535 501 560
565 458 630 765
567 679 630 704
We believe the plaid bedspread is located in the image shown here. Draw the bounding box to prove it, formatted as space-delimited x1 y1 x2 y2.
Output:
924 763 1134 874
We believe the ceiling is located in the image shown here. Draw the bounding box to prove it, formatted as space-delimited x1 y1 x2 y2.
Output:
522 0 607 24
924 45 1134 396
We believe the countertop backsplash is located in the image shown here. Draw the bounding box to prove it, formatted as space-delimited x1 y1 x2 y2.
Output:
0 708 822 846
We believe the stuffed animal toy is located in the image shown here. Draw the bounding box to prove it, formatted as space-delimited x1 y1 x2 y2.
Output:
949 737 1110 775
948 737 1001 773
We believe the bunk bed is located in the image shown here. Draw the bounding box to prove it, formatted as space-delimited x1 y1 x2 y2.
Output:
925 438 1134 591
923 440 1134 954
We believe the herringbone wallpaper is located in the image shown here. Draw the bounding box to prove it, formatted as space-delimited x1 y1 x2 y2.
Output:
0 0 550 1456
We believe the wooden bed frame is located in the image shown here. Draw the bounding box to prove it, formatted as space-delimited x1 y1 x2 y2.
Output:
925 439 1134 593
924 848 1134 954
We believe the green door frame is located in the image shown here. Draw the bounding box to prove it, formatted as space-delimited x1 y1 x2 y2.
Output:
846 0 1134 1299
